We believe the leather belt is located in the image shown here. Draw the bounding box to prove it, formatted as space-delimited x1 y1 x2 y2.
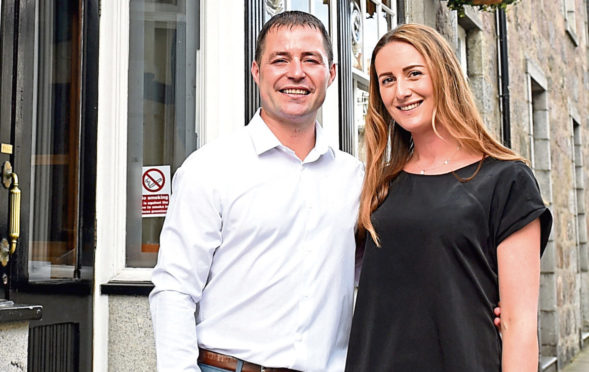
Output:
198 348 300 372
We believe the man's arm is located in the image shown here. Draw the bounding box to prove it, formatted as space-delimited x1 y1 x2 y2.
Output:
149 158 222 371
150 291 199 371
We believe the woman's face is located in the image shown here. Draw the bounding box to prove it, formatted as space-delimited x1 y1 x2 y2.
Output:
374 41 435 135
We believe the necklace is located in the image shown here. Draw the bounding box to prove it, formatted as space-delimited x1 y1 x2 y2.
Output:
418 145 461 175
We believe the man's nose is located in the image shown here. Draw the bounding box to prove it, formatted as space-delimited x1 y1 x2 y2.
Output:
287 60 305 79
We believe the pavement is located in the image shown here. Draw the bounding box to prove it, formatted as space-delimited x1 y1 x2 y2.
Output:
561 346 589 372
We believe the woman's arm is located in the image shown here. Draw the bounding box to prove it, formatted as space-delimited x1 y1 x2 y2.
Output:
497 218 541 372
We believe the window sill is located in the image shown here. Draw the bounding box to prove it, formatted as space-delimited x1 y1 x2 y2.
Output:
101 281 154 296
0 303 42 323
565 23 579 46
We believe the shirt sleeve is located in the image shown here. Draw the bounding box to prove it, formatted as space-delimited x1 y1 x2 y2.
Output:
149 154 223 371
493 161 552 255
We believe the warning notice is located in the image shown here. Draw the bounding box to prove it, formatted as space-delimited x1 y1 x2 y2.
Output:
142 166 171 217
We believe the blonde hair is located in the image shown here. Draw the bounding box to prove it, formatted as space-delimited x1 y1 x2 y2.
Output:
359 23 524 245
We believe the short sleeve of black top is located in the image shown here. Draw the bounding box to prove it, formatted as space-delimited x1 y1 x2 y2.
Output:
345 158 552 372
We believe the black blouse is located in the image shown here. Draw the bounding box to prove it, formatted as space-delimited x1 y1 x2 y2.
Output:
345 158 552 372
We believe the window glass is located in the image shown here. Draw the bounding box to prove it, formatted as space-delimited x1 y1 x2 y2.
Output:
29 0 82 280
126 0 198 268
290 0 309 12
352 0 397 161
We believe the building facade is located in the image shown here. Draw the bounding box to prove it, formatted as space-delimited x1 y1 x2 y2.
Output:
0 0 587 370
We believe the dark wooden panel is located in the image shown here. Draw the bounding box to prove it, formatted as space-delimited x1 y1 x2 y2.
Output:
28 322 79 372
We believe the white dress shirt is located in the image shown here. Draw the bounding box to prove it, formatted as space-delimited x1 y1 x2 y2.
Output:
150 111 364 372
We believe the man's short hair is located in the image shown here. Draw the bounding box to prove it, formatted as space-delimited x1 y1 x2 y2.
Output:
254 11 334 66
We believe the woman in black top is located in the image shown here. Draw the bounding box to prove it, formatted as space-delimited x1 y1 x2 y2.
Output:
345 24 552 372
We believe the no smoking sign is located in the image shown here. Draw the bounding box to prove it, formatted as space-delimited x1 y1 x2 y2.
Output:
142 166 171 218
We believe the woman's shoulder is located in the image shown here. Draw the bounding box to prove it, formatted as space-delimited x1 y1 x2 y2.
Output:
481 157 532 177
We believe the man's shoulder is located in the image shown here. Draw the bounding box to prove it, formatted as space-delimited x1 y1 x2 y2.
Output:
182 127 251 169
332 149 364 173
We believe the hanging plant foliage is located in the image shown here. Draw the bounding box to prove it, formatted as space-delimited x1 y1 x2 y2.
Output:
446 0 520 17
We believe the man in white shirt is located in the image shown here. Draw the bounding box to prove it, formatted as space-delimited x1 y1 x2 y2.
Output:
150 11 364 372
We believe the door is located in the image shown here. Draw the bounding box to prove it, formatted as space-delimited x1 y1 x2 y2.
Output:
0 0 98 370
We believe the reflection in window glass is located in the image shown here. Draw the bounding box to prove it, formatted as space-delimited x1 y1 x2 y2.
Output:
265 0 285 20
354 80 369 162
351 0 363 70
30 0 81 280
126 0 198 268
364 6 378 74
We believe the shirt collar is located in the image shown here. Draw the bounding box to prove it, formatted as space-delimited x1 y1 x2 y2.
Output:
247 109 335 160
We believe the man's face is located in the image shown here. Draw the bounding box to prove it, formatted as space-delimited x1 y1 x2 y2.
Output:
251 26 336 127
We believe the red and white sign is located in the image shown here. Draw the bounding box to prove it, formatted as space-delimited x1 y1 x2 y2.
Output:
142 165 171 217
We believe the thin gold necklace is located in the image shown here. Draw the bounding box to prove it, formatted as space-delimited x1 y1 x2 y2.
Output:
418 145 462 175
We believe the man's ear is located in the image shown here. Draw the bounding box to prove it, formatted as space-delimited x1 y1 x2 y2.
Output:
251 60 260 85
327 63 336 87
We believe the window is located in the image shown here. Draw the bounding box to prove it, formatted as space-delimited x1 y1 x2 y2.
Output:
564 0 578 45
29 0 87 280
126 0 199 268
351 0 397 160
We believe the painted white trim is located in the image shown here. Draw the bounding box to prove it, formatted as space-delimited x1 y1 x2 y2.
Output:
94 1 130 370
202 1 245 143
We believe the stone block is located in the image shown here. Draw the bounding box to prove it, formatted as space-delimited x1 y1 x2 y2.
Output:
533 110 550 139
540 310 558 345
534 140 552 170
0 321 28 372
540 273 557 310
542 240 556 273
108 296 156 372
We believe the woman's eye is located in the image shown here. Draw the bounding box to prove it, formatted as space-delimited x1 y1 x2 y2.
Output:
381 77 394 85
409 70 423 77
